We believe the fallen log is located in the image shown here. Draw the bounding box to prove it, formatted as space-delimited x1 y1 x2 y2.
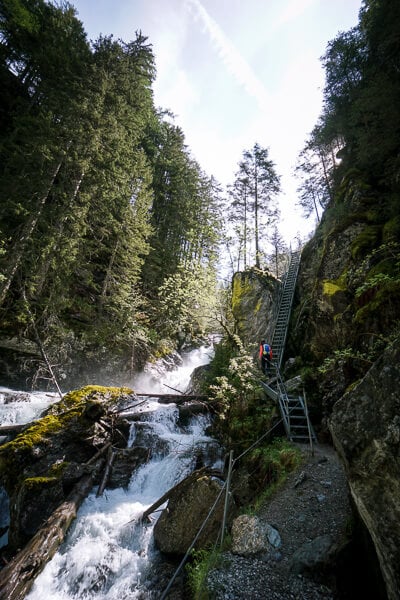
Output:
0 443 111 600
0 423 30 436
141 467 208 522
96 446 116 497
135 393 209 405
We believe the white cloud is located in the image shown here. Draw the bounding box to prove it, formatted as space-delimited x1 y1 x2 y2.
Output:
185 0 271 113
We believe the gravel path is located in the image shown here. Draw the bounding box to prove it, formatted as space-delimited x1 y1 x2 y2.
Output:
206 444 351 599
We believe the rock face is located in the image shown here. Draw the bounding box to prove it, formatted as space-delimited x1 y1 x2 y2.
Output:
231 269 277 350
329 338 400 600
153 475 230 555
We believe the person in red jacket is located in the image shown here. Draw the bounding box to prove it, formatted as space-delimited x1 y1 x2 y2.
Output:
259 340 273 373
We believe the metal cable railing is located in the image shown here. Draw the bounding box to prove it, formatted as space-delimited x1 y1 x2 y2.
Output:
159 406 305 598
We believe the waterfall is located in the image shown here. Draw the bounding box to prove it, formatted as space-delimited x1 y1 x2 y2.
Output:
0 388 59 427
14 343 221 599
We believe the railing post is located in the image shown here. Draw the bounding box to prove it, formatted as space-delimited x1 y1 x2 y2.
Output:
303 388 314 456
221 450 234 548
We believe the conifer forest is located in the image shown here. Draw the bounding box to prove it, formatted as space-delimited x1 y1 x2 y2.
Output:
0 0 399 389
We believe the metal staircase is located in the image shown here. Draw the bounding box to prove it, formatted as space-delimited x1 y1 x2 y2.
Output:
271 250 301 369
261 250 317 445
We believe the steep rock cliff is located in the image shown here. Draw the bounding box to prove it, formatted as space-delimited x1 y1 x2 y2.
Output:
228 175 399 598
285 174 400 599
289 174 400 420
329 338 400 600
231 268 278 351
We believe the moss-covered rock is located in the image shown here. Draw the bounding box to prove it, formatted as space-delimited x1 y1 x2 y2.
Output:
231 269 277 350
0 385 134 550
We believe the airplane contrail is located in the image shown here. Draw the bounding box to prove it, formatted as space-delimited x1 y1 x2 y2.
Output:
185 0 270 113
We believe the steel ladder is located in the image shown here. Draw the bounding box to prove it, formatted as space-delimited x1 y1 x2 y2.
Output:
261 250 317 444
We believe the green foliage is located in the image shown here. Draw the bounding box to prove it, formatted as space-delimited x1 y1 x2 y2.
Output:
0 1 224 383
383 216 400 243
351 225 382 259
155 262 219 345
354 272 392 298
296 0 400 227
318 347 371 374
247 438 302 511
352 241 400 326
208 347 275 450
186 548 223 599
227 143 281 269
201 339 236 393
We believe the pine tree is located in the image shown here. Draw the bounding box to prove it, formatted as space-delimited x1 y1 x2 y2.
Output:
230 143 281 268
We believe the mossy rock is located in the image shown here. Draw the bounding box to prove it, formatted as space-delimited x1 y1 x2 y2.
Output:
351 225 382 260
8 475 66 549
322 280 346 297
0 385 134 551
354 279 400 325
0 385 133 493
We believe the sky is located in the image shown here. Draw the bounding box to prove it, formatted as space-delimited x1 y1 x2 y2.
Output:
69 0 363 245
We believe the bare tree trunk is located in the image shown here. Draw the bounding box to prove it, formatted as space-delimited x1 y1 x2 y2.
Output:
96 446 116 497
318 150 333 202
312 189 320 222
21 289 63 399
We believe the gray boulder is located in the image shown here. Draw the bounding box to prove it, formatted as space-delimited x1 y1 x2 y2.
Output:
290 534 334 575
231 514 281 556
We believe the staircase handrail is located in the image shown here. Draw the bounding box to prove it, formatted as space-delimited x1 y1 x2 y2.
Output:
272 250 301 370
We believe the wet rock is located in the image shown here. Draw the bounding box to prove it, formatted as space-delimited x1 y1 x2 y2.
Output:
231 514 281 556
0 390 32 404
187 363 211 394
108 447 149 489
0 385 135 551
178 401 208 425
284 375 303 393
293 471 308 488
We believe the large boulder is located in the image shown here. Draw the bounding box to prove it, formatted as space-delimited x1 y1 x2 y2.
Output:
0 385 135 550
231 269 277 350
290 534 335 577
231 514 281 556
153 475 232 555
329 338 400 600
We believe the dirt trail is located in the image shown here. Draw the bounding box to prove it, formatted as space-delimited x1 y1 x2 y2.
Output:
206 443 351 599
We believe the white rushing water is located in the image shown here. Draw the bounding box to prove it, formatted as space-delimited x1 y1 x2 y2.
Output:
18 343 221 599
0 388 59 427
